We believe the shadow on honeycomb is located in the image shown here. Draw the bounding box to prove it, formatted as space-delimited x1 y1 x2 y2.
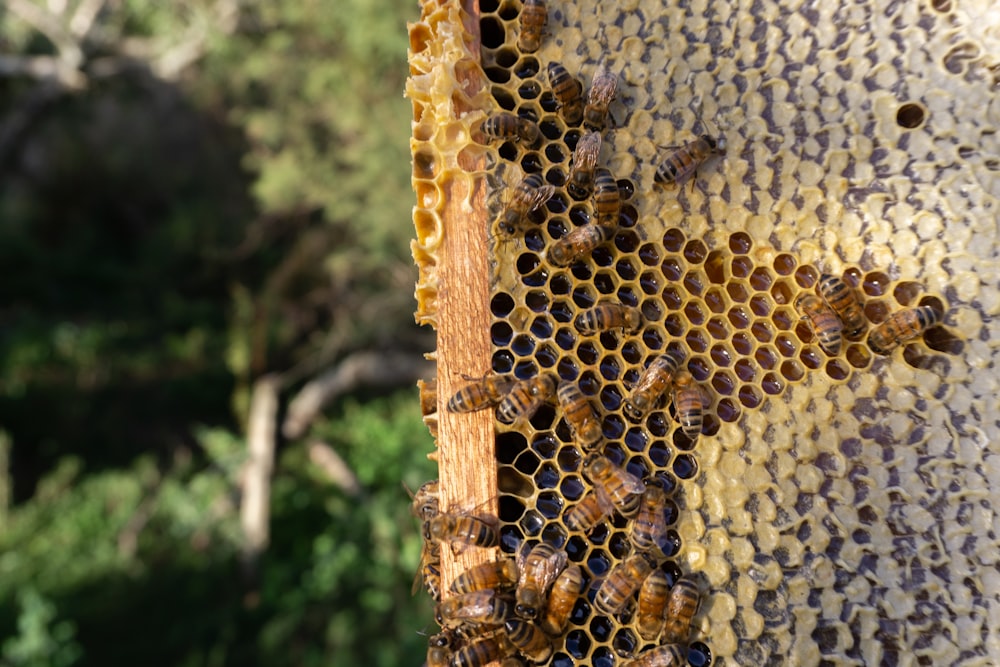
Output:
410 0 1000 664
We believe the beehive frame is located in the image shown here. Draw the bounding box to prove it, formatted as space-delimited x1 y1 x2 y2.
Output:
408 0 1000 664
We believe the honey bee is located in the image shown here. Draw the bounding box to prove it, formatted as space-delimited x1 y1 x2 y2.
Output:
451 634 516 667
540 563 583 636
450 558 519 596
496 173 556 237
428 627 466 667
437 590 513 629
794 293 843 356
621 644 687 667
583 453 645 516
583 65 618 132
409 479 440 521
623 351 684 421
414 538 442 600
504 619 554 663
425 511 499 552
629 485 668 553
563 485 615 533
567 131 602 199
426 636 450 667
636 569 670 641
593 552 656 615
867 305 943 355
556 381 602 451
515 542 568 620
516 0 546 53
496 373 556 425
574 302 643 335
545 222 614 267
661 574 701 644
547 61 583 125
448 372 515 413
592 167 621 228
817 273 866 338
671 371 707 441
654 134 726 186
481 112 541 144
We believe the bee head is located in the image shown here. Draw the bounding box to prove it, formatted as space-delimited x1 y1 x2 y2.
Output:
514 603 537 620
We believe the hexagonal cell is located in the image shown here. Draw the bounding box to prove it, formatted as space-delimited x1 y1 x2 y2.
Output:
749 266 774 290
672 453 698 480
707 316 731 340
492 320 514 346
731 255 754 278
681 329 707 355
662 228 685 252
799 346 824 370
893 280 923 307
683 239 708 264
638 243 660 266
794 264 819 289
599 354 622 381
593 270 617 295
710 369 736 396
770 278 795 305
864 299 891 324
773 252 797 276
780 359 805 382
677 299 707 327
688 355 711 381
775 333 798 357
754 345 778 370
661 256 683 281
619 204 639 229
716 397 741 422
683 270 705 296
738 384 763 409
861 270 891 297
728 231 752 254
640 270 661 295
710 343 734 367
704 287 727 313
727 280 750 303
773 306 795 330
761 372 784 395
825 359 850 381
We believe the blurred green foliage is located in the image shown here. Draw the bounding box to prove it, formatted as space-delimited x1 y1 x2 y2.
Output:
0 0 436 665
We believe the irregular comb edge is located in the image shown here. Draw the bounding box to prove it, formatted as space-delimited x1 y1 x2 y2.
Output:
407 0 495 328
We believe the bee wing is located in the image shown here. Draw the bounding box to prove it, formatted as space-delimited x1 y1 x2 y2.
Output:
452 590 497 620
619 469 646 495
525 184 556 212
536 549 569 594
411 567 424 596
589 75 617 103
589 485 613 512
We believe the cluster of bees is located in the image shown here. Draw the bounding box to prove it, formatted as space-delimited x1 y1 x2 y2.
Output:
411 1 951 666
797 275 944 358
412 459 701 667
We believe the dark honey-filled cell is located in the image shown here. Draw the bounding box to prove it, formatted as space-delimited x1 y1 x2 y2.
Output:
499 495 526 523
565 630 592 660
663 228 686 252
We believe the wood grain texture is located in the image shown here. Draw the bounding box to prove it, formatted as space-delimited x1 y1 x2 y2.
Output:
433 0 498 596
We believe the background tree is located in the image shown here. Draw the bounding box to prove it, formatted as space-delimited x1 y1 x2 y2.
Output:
0 1 435 665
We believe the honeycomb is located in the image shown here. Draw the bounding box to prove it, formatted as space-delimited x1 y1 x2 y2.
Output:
408 0 1000 664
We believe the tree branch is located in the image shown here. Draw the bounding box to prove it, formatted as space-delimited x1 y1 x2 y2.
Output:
7 0 84 69
240 374 280 573
307 440 363 497
282 351 436 439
